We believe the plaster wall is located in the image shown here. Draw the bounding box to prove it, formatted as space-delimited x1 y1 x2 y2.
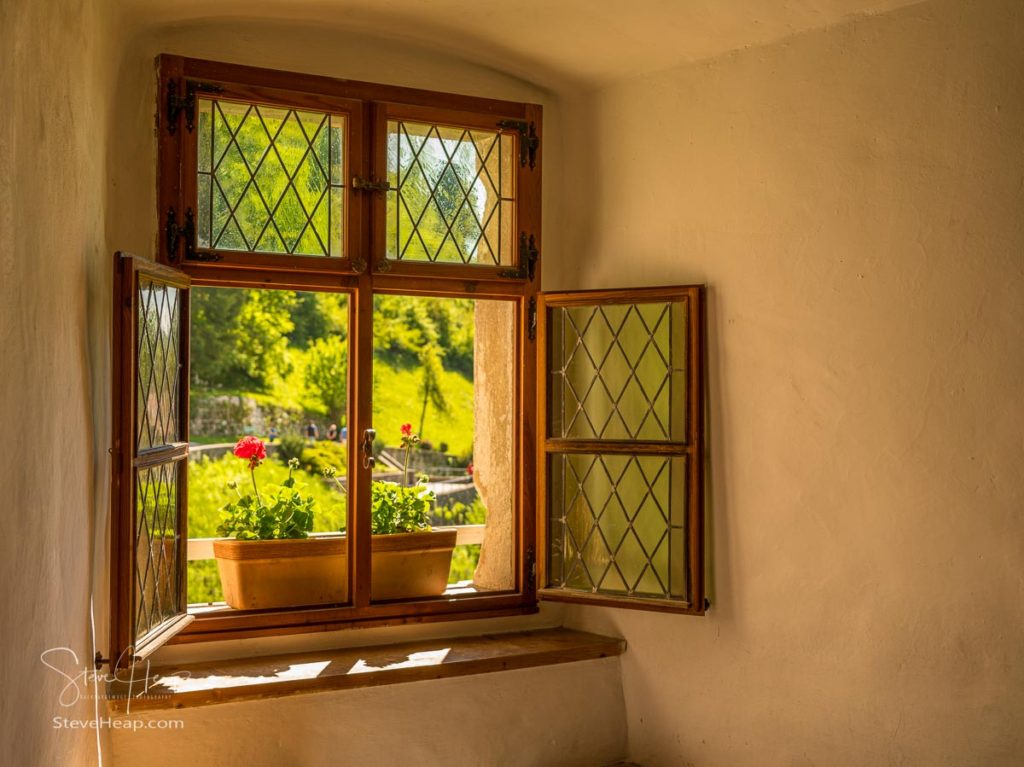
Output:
558 0 1024 765
109 658 625 767
0 0 120 765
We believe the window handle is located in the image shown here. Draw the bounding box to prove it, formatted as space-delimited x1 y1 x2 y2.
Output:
361 428 376 469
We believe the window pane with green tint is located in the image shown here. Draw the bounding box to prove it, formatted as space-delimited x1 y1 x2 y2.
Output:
135 461 183 639
196 98 345 258
549 301 687 441
548 453 686 599
386 120 515 265
186 287 350 607
372 295 516 595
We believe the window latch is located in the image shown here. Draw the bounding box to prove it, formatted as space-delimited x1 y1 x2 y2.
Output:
361 428 377 469
352 177 391 193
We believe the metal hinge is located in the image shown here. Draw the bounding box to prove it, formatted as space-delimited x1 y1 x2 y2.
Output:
498 233 539 280
527 297 537 342
526 545 536 589
167 207 221 262
165 207 194 262
351 176 391 193
166 79 223 134
497 119 539 169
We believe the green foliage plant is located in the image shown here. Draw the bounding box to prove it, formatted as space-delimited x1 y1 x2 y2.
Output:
323 426 436 536
216 437 317 540
277 433 306 464
368 481 435 535
324 466 435 535
300 440 347 475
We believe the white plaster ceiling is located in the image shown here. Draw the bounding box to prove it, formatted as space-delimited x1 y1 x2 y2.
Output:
117 0 925 88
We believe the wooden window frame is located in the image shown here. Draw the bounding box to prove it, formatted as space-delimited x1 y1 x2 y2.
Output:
110 253 196 665
110 55 706 663
125 55 544 648
536 287 707 615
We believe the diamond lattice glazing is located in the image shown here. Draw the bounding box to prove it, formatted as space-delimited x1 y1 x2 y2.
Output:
386 120 514 265
549 453 687 599
550 302 686 441
134 463 181 640
136 278 181 451
197 98 345 257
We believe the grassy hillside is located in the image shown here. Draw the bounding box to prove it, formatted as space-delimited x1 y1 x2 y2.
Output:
372 360 475 456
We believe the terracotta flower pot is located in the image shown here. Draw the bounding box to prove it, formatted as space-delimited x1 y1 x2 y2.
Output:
370 529 458 602
213 529 457 609
213 537 346 610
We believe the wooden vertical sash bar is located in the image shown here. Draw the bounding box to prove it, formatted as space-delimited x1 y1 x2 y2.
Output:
521 103 543 596
177 286 192 622
533 293 550 593
369 102 388 276
109 253 133 667
348 100 377 609
686 287 706 613
349 284 373 608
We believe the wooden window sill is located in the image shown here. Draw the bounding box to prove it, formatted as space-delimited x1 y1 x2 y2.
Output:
107 628 625 713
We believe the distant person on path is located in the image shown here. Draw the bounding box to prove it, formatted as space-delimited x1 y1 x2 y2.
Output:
268 424 278 443
327 423 338 441
340 425 347 444
306 421 319 444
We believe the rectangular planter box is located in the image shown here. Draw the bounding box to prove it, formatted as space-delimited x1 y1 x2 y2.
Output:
213 529 457 610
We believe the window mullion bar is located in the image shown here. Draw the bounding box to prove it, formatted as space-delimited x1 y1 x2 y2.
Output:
349 279 374 608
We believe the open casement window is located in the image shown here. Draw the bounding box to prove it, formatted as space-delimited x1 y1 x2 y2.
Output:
537 287 707 614
110 254 193 667
131 55 543 645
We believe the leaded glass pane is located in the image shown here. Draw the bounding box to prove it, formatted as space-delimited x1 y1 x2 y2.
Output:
386 120 515 265
135 462 182 640
548 453 687 599
136 277 181 451
196 98 346 258
549 301 687 441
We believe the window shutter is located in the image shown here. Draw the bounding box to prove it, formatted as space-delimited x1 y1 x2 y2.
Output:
109 253 194 667
537 286 707 614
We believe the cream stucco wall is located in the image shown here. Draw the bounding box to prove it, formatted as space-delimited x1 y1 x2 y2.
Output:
0 0 121 765
109 658 625 767
559 1 1024 765
6 0 1023 765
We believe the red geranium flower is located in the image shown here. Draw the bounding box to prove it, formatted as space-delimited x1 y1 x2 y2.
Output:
233 436 266 464
400 423 413 437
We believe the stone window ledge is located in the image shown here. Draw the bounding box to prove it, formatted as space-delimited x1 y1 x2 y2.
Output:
107 628 625 712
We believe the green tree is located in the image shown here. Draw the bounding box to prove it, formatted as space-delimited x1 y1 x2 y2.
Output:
233 290 297 389
288 292 348 349
305 335 348 426
417 343 449 437
191 288 297 392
